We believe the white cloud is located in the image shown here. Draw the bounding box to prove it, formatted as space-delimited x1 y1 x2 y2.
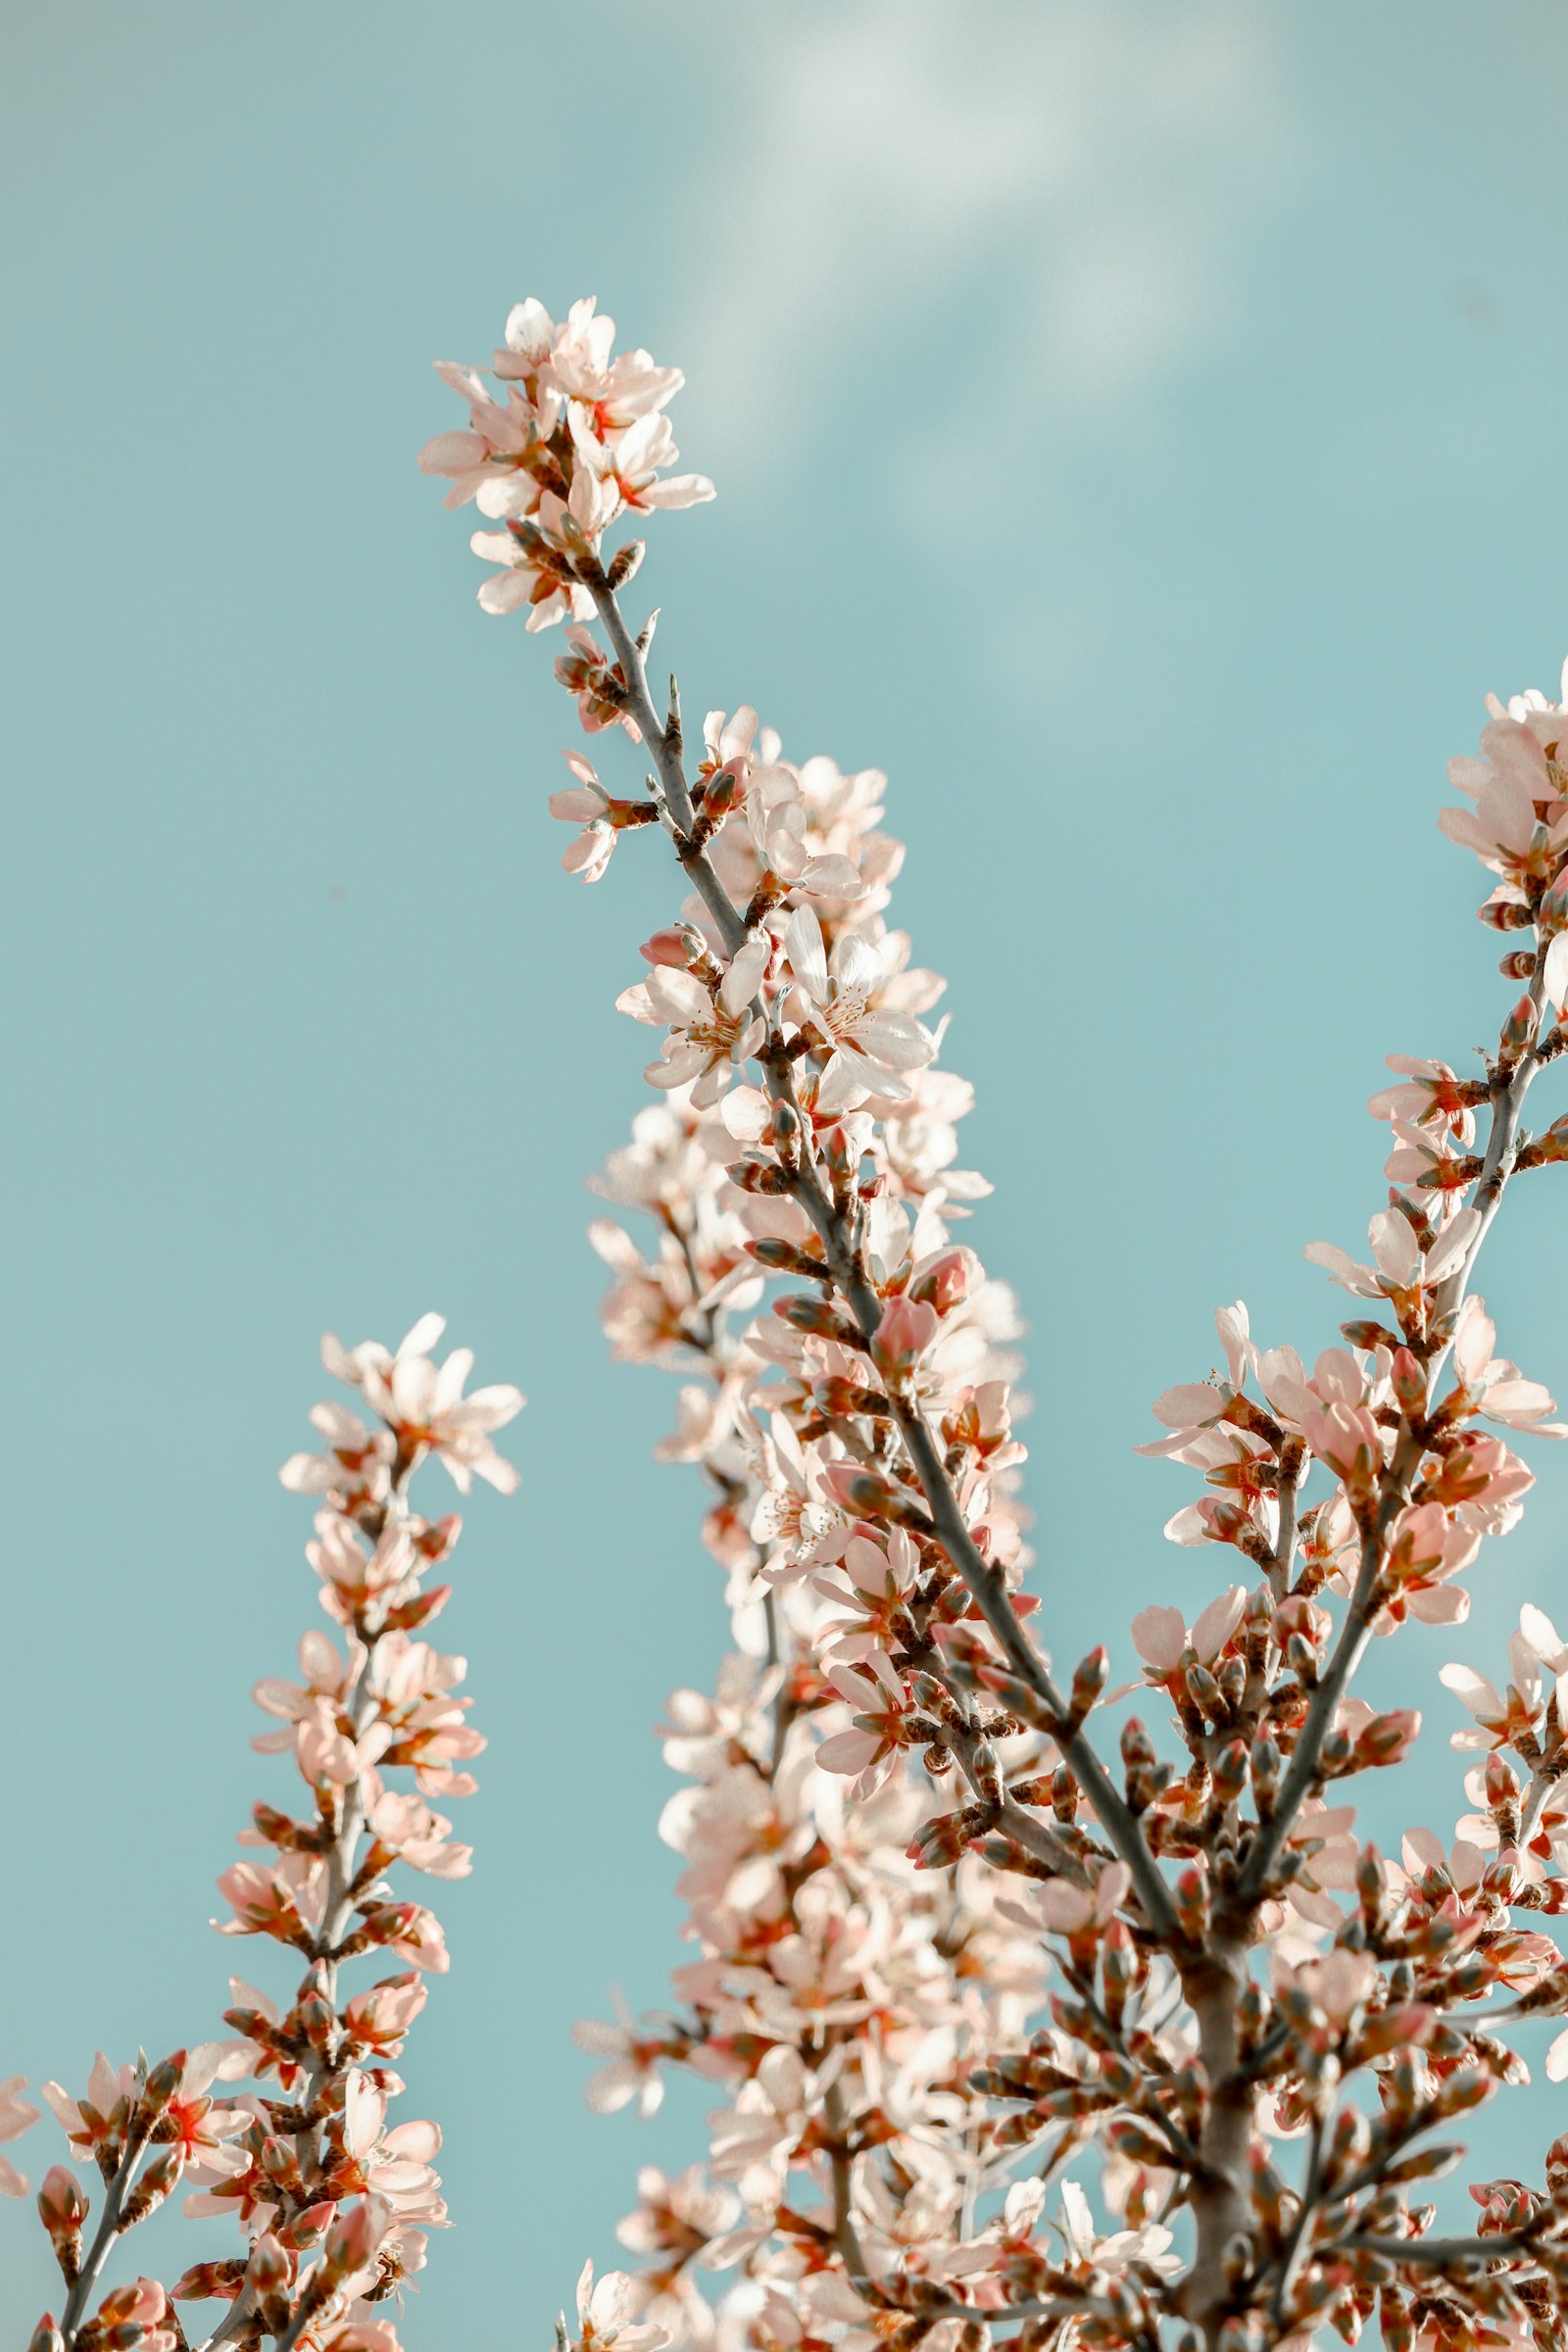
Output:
675 0 1293 481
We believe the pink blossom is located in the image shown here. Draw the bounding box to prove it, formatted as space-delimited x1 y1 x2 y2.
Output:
0 2078 39 2196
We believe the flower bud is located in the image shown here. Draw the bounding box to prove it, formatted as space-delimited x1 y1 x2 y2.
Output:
1353 1708 1420 1767
871 1295 939 1375
1212 1740 1249 1807
119 2144 185 2229
1174 1864 1211 1941
605 539 646 590
639 926 691 969
36 2164 86 2238
382 1582 452 1632
247 2233 291 2292
322 2196 382 2279
812 1376 893 1421
1500 991 1539 1060
1120 1717 1155 1771
36 2169 86 2273
1341 1317 1403 1352
1477 893 1536 930
1380 2289 1414 2352
280 2198 337 2252
747 1237 823 1277
725 1156 794 1196
1068 1646 1108 1726
907 1248 976 1314
171 2260 248 2301
1185 1662 1221 1717
1390 1348 1426 1416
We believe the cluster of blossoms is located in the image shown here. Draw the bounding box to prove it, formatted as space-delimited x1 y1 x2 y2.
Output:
421 301 1568 2352
5 1319 521 2352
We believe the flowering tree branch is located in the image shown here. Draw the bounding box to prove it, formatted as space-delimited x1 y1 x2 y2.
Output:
417 290 1568 2352
6 1320 521 2352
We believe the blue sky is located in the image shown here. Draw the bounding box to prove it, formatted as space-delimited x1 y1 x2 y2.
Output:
6 1 1568 2338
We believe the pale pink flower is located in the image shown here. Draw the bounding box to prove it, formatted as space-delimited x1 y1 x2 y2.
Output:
163 2047 251 2180
417 365 539 514
619 943 768 1109
1442 671 1568 887
1368 1054 1479 1145
468 503 600 628
368 1788 471 1878
1305 1203 1478 1299
250 1629 353 1752
547 297 683 425
352 1318 524 1494
815 1653 915 1800
571 2259 671 2352
573 1993 669 2119
41 2053 134 2162
783 906 934 1100
0 2077 39 2196
278 1398 394 1505
1449 1298 1566 1434
568 406 714 519
1131 1587 1247 1680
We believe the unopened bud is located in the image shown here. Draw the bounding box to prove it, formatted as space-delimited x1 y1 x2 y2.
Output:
1380 2288 1414 2352
812 1375 892 1421
907 1247 975 1314
260 2136 303 2191
605 538 645 590
1355 1708 1420 1767
1391 1348 1426 1416
1185 1662 1221 1716
280 2198 337 2252
725 1155 794 1196
639 926 691 969
871 1295 939 1374
1212 1740 1249 1806
247 2233 291 2292
251 1802 303 1849
322 2196 381 2278
747 1237 822 1276
703 767 743 821
1174 1865 1211 1940
818 1123 854 1185
1068 1646 1108 1724
36 2168 86 2265
136 2055 184 2124
172 2261 248 2302
1120 1717 1155 1771
815 1460 929 1530
1341 1317 1403 1351
1285 1632 1319 1683
118 2144 184 2230
1500 992 1539 1059
382 1580 452 1631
